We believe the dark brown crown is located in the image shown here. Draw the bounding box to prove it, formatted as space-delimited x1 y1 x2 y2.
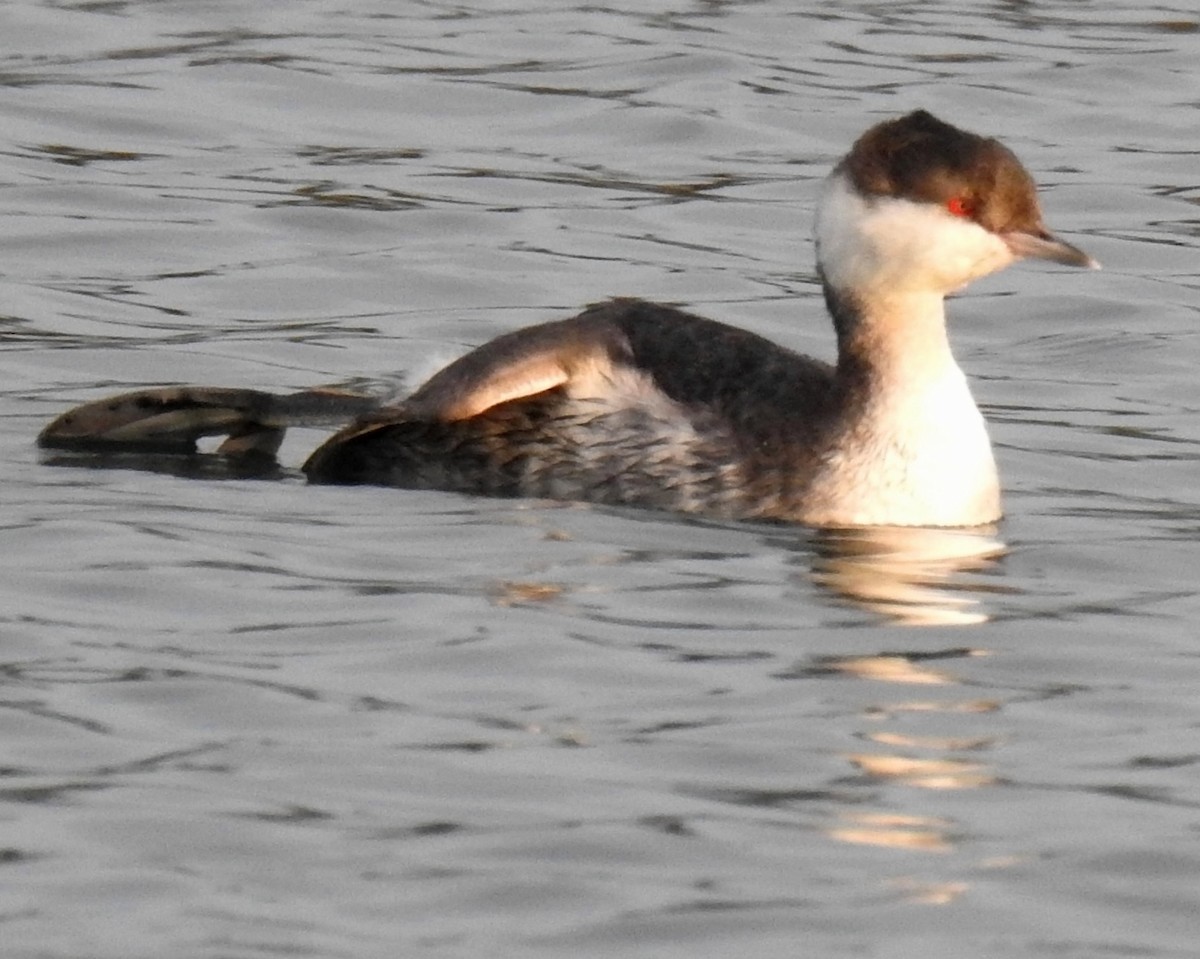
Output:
837 110 1045 235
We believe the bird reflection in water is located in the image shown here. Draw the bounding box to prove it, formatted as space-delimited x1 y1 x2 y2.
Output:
809 524 1007 625
792 601 1006 872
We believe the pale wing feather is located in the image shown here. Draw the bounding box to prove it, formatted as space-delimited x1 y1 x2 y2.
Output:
403 314 629 421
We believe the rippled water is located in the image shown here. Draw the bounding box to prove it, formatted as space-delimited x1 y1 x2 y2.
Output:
4 2 1199 957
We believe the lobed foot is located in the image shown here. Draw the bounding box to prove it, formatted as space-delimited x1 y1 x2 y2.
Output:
38 387 288 456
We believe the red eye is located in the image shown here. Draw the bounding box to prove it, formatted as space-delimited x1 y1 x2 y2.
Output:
947 196 974 218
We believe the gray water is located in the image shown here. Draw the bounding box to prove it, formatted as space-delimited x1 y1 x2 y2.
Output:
3 2 1199 957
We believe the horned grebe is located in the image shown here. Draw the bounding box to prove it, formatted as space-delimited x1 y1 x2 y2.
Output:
39 111 1096 527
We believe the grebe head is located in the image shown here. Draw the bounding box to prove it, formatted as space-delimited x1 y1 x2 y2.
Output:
815 110 1096 302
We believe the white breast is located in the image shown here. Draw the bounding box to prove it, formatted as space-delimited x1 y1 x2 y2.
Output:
804 362 1001 528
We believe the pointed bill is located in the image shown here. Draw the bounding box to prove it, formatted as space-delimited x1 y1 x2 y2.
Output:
1003 230 1099 269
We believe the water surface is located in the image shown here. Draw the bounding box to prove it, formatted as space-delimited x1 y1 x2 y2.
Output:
3 2 1199 957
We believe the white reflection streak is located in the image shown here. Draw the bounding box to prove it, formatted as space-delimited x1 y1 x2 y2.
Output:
810 525 1007 625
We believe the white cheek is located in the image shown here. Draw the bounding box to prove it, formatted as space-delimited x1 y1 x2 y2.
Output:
816 177 1015 294
927 228 1015 292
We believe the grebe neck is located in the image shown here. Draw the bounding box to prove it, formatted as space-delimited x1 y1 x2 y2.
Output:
823 279 959 389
